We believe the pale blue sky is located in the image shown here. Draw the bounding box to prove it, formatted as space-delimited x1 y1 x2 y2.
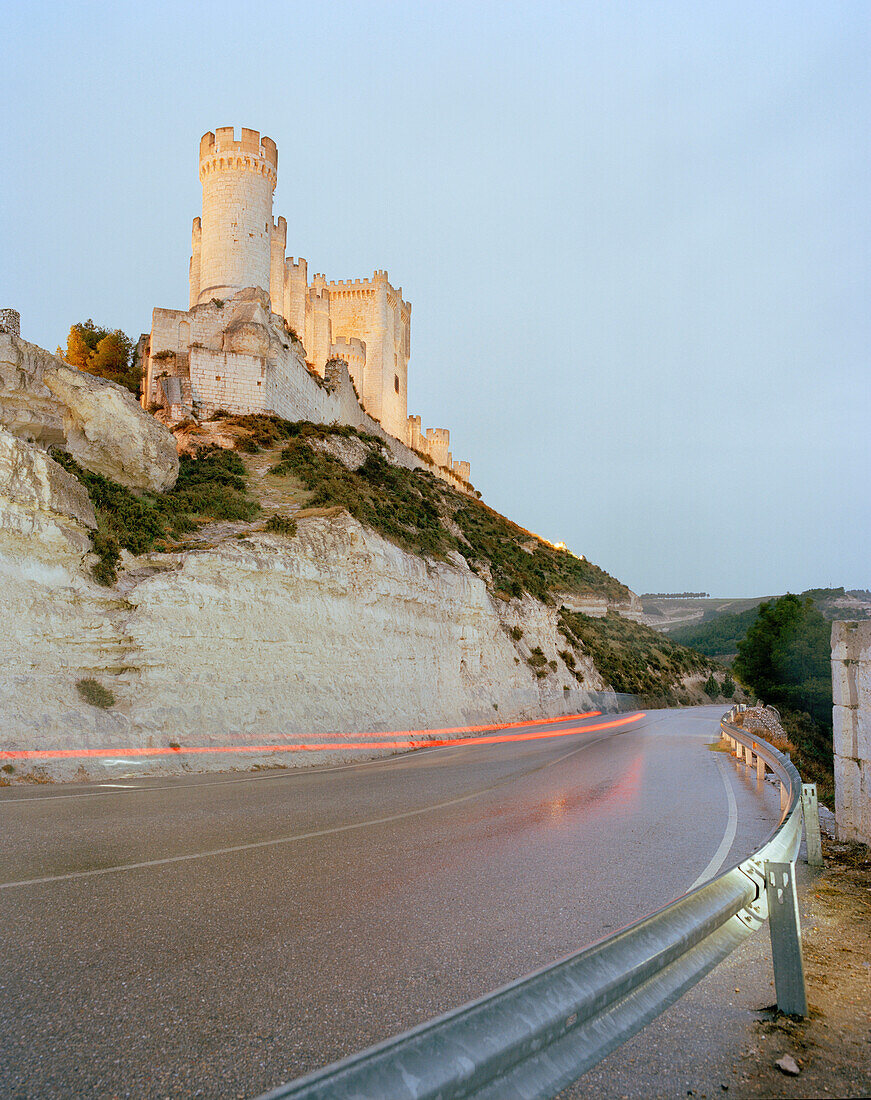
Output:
2 1 868 596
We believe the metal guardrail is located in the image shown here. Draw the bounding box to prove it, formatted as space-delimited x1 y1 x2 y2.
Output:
259 712 820 1100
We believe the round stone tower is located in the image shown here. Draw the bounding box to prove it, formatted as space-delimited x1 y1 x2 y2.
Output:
194 127 278 305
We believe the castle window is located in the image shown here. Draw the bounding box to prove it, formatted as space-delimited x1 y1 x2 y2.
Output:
394 374 400 393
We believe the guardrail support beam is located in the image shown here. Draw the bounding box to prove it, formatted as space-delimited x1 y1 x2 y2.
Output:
764 861 808 1017
801 783 824 867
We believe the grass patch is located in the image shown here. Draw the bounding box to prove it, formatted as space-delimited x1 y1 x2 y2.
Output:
559 609 716 702
76 678 115 709
52 447 259 585
526 646 548 669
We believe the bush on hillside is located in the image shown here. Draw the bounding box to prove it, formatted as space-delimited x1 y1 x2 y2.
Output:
559 609 715 701
52 447 259 584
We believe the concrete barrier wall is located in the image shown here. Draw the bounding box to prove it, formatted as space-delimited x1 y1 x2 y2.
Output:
832 620 871 843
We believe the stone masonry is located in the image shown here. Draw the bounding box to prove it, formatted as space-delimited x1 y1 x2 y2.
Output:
144 127 471 487
0 309 21 337
831 620 871 844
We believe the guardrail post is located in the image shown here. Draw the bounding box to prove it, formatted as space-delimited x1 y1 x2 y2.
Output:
755 745 765 781
764 861 808 1017
801 783 824 867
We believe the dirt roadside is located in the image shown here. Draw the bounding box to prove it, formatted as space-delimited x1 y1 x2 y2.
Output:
733 837 871 1097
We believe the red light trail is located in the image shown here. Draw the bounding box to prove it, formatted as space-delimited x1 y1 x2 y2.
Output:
0 712 644 763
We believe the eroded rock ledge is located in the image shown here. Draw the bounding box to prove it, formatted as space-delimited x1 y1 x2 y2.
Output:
0 333 178 491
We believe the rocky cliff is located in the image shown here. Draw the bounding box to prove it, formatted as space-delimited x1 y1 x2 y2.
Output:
0 430 610 781
0 397 717 783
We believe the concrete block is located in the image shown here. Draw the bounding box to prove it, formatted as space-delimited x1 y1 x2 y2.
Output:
858 705 871 764
835 754 862 839
832 660 859 707
833 703 859 759
832 620 869 661
862 760 871 845
858 661 871 711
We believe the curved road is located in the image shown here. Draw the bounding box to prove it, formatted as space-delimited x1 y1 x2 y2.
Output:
0 706 783 1098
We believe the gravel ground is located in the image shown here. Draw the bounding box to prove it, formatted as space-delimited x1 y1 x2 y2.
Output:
733 836 871 1098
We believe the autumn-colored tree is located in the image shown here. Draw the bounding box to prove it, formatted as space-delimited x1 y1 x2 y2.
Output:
59 320 140 396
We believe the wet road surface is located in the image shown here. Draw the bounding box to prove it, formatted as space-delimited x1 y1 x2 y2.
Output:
0 706 783 1098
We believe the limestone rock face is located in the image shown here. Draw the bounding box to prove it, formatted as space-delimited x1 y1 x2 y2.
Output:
0 427 96 562
0 509 611 780
0 333 179 491
0 428 96 529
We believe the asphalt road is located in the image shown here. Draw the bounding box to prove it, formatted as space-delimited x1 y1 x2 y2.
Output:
0 706 784 1098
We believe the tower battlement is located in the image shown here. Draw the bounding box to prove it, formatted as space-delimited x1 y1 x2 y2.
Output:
199 128 277 166
331 335 366 352
199 129 277 187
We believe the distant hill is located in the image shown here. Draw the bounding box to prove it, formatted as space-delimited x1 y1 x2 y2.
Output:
640 595 770 634
669 587 871 661
670 605 763 658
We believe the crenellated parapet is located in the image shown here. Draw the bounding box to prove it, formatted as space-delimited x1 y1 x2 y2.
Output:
198 127 277 186
331 335 366 358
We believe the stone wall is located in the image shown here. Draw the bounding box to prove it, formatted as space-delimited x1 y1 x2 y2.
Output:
832 620 871 843
145 290 474 494
0 309 20 337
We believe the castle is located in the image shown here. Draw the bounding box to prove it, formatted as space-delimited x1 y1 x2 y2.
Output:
142 127 470 486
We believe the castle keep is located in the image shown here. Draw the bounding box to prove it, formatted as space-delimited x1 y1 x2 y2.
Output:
143 127 470 486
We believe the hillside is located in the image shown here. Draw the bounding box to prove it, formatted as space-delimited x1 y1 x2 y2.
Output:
641 594 770 633
0 396 730 782
670 587 871 661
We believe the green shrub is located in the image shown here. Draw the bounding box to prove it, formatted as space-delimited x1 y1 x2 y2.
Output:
52 446 259 584
264 419 631 603
76 678 115 709
265 513 297 536
509 625 524 641
526 646 547 669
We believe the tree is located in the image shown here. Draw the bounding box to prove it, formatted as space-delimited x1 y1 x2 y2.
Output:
734 594 832 764
703 673 720 698
721 671 735 699
59 320 139 396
